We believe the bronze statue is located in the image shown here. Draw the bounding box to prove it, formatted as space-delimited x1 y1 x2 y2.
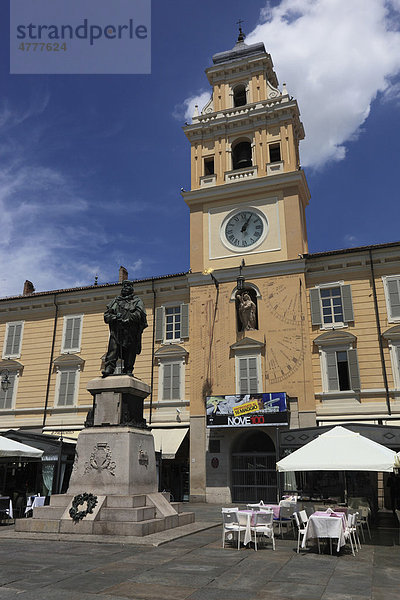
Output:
102 280 148 377
236 290 257 330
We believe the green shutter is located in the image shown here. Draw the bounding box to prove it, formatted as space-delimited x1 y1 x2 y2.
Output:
310 289 322 326
341 285 354 323
172 363 181 399
347 349 361 392
155 307 164 342
388 279 400 320
5 323 22 356
163 364 171 400
0 372 16 409
180 304 189 338
326 351 339 391
64 317 81 351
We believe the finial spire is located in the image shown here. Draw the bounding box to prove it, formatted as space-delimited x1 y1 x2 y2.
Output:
236 19 245 43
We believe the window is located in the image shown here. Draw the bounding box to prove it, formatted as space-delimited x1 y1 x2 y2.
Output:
314 331 360 393
3 321 24 358
237 356 260 394
233 84 247 107
382 326 400 389
204 157 214 175
232 141 252 170
61 315 83 353
383 276 400 322
56 368 79 407
268 143 281 163
0 371 18 409
155 304 189 343
162 362 181 400
310 284 354 328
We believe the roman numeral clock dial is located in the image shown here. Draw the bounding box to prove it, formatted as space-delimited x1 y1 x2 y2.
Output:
221 208 267 252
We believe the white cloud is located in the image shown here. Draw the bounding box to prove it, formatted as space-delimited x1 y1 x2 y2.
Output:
179 0 400 169
173 91 211 122
246 0 400 168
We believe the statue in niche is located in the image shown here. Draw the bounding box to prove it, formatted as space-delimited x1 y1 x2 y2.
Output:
236 288 258 331
102 280 148 377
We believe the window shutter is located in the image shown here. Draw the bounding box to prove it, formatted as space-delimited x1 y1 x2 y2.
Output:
347 349 361 391
326 351 339 391
0 372 16 409
341 285 354 323
239 357 258 394
155 307 165 342
180 304 189 338
58 370 76 406
5 323 22 356
309 289 322 326
387 279 400 320
63 317 82 351
172 363 181 399
163 364 172 400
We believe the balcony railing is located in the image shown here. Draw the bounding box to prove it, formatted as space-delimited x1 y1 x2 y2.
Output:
224 165 258 183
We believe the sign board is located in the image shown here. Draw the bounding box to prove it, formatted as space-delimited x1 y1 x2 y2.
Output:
206 393 288 428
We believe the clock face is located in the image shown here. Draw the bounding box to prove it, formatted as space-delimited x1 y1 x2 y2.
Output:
221 209 267 252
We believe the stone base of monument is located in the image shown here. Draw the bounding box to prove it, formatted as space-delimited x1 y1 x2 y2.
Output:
16 375 195 537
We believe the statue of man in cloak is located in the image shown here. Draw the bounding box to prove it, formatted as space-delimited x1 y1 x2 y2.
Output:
102 280 148 377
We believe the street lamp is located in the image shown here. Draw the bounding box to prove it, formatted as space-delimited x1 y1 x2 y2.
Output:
0 369 10 392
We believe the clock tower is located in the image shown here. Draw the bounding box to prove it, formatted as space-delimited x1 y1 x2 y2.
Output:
182 29 310 274
183 31 315 503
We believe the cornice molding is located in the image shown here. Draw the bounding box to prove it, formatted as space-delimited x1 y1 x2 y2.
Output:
182 170 310 207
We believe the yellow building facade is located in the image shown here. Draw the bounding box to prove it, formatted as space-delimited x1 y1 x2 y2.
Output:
1 33 400 505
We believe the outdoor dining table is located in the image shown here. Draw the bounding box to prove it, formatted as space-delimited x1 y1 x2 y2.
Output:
237 509 275 546
302 511 346 553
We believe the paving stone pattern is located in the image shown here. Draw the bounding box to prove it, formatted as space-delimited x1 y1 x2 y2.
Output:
0 504 399 599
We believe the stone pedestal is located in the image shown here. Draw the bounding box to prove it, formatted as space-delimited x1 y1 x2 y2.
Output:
67 426 157 496
16 375 195 537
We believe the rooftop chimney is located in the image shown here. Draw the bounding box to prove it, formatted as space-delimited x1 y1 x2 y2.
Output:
23 280 35 295
119 266 128 282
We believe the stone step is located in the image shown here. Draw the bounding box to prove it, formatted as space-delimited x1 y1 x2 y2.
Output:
32 506 66 520
49 494 73 507
93 517 166 537
105 495 147 508
177 512 195 527
171 502 183 514
15 518 60 533
99 506 155 522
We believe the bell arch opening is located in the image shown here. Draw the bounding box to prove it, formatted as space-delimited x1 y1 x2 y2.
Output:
232 140 252 170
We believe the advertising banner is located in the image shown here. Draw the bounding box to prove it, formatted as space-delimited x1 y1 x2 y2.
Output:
206 393 288 428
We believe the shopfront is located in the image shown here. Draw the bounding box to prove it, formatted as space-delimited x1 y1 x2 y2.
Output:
206 393 288 504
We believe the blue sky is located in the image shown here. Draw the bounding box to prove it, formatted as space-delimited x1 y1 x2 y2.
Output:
1 0 400 297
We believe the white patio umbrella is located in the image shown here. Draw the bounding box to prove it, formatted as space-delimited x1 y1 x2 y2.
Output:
0 435 43 458
276 426 397 501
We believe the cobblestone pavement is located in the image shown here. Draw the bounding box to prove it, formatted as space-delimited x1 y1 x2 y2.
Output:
0 504 399 600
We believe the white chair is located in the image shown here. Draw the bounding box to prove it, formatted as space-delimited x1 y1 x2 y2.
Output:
222 510 245 549
344 512 358 556
222 507 239 512
274 505 294 538
357 506 371 541
246 501 265 511
293 511 307 553
251 510 275 551
299 509 309 527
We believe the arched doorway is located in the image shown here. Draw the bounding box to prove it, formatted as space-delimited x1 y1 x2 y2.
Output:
231 430 277 503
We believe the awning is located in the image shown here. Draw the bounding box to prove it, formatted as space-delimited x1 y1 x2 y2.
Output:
151 427 188 459
0 435 43 459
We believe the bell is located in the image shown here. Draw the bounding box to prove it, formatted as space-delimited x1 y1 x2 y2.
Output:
233 142 252 170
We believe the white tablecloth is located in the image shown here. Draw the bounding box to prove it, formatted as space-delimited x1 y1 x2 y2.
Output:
237 511 253 545
302 514 345 552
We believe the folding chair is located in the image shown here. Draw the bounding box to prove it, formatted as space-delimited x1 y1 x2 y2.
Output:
274 505 294 538
251 510 275 551
293 511 307 553
357 506 371 541
222 510 245 549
